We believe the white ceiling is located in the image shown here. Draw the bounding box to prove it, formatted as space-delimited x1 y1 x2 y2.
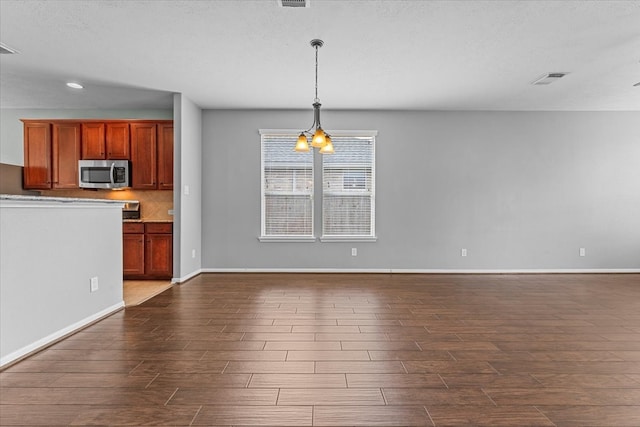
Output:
1 0 639 111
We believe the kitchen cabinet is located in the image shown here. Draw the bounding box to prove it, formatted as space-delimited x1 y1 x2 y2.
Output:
23 122 52 189
52 123 81 189
144 223 173 277
157 123 174 190
130 123 157 189
106 122 130 159
23 119 172 191
123 223 145 276
131 122 173 190
123 222 172 279
81 123 106 159
82 122 129 160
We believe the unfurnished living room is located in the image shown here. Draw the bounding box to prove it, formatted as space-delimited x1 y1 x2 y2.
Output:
1 1 639 426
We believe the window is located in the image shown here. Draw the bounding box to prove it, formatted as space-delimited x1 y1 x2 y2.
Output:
260 132 314 240
322 132 376 240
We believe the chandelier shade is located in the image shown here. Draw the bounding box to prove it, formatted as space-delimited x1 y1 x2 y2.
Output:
294 39 333 154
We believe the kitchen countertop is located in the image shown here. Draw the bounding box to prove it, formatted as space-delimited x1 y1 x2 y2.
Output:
1 194 136 207
123 219 173 223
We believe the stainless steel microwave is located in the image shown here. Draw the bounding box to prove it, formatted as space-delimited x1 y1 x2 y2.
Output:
78 160 130 189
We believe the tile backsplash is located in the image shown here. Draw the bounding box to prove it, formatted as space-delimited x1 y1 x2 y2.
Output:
39 189 173 221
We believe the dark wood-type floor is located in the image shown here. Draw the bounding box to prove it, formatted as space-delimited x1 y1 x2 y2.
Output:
2 273 640 426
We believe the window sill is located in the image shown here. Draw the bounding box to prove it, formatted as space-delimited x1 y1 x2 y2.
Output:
258 236 317 243
320 236 378 243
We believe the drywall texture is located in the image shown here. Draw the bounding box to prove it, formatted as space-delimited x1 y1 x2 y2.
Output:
173 94 203 281
0 199 124 365
202 110 640 270
0 108 172 165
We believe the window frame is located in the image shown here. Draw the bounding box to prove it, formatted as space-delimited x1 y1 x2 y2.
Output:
259 130 316 242
320 130 377 242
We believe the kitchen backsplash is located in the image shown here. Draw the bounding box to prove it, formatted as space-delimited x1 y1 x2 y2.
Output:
39 188 173 221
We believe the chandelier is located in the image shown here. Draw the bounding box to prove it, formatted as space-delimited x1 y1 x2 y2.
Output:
294 39 334 154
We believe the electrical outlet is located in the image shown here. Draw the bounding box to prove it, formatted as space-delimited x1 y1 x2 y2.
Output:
168 209 174 215
461 248 467 257
351 248 357 257
192 249 196 258
579 247 586 257
184 184 190 195
90 277 99 292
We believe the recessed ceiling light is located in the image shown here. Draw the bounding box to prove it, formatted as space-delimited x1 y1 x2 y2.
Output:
531 73 569 85
634 82 640 87
277 0 309 7
66 82 84 89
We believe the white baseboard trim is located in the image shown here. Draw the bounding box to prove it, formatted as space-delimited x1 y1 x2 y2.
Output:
202 268 640 274
0 301 124 369
172 268 203 284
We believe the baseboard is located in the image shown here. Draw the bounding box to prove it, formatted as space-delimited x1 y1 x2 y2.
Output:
0 301 124 369
202 268 640 274
172 268 203 284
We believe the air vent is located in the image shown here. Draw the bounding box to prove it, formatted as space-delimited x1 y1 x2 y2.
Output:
277 0 309 7
0 42 19 55
531 72 569 85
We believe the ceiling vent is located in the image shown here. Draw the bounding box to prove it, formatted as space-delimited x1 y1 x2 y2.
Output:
531 72 568 85
277 0 309 7
0 42 19 55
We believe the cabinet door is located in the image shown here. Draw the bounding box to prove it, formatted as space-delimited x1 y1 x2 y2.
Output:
23 123 52 189
157 123 173 190
106 122 130 159
81 123 106 159
52 123 81 189
145 234 173 278
123 233 145 276
130 123 157 189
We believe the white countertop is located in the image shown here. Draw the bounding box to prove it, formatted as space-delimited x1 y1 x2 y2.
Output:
0 194 137 208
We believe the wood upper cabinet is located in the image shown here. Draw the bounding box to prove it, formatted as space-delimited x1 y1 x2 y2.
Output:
106 122 130 159
157 123 174 190
81 123 106 159
130 123 157 189
52 123 81 189
23 122 52 189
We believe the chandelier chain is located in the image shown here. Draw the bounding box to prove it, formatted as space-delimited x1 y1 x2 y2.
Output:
315 45 319 101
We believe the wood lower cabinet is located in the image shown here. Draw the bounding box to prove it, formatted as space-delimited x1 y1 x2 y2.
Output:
123 223 145 276
123 222 172 279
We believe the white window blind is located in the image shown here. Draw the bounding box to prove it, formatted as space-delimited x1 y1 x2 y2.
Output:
261 133 314 238
322 133 376 238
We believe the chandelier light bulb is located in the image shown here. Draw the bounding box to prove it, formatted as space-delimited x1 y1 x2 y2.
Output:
319 135 334 154
311 128 327 148
294 133 310 152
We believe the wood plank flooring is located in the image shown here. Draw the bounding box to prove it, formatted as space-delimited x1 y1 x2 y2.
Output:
2 273 640 426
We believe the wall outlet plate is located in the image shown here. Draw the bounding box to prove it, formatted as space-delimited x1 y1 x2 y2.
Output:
90 277 99 292
461 248 468 257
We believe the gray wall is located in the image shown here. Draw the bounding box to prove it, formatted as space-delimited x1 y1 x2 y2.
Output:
202 110 640 271
1 199 124 366
173 94 203 281
0 108 172 165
